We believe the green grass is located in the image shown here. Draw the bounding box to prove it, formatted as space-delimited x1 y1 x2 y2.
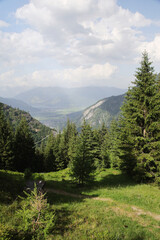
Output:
49 197 159 240
33 168 160 214
0 168 160 239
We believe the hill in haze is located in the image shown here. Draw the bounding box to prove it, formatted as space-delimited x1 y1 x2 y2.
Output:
0 96 38 115
14 86 126 110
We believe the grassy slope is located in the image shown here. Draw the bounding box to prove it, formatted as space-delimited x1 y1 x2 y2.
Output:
35 169 160 239
0 169 160 239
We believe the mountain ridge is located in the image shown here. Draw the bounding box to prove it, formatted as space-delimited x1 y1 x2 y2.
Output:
68 94 125 128
0 96 38 114
14 86 126 110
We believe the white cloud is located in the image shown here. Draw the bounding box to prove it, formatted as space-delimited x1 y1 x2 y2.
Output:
15 62 117 88
0 70 15 87
0 20 9 28
14 0 152 67
0 0 159 90
2 62 116 89
0 29 48 66
139 34 160 62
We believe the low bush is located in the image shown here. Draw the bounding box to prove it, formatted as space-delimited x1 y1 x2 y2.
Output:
16 186 56 239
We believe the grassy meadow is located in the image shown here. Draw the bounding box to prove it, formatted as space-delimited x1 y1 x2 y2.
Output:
0 168 160 239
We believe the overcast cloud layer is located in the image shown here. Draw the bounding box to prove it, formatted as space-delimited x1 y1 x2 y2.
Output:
0 0 160 94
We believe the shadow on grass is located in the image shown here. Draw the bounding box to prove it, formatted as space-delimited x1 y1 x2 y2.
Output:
47 190 85 205
53 207 73 236
94 173 136 188
80 172 136 195
0 170 24 204
43 171 137 199
47 191 84 237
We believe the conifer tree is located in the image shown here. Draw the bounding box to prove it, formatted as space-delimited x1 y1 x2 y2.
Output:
119 52 160 182
93 124 108 169
34 147 45 172
57 120 77 169
14 118 35 172
69 121 95 185
0 104 14 170
108 119 121 168
44 133 57 172
100 132 110 168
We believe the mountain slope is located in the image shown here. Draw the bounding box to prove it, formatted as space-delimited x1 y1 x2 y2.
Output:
69 94 125 128
0 96 38 115
1 102 53 143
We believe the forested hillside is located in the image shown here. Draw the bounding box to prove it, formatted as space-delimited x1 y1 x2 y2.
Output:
1 103 52 143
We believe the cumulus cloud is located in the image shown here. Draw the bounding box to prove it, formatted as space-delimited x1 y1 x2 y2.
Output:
0 70 15 87
139 34 160 62
0 20 9 28
15 0 152 67
0 0 159 90
12 62 117 88
0 29 48 66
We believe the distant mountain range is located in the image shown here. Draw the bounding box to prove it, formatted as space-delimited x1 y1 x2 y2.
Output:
0 96 38 114
14 86 126 110
35 94 125 129
0 86 126 130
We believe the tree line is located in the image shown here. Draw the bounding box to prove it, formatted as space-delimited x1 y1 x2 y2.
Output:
0 52 160 184
0 104 117 182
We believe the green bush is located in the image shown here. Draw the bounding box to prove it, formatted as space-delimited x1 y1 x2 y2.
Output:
0 224 16 240
16 186 55 239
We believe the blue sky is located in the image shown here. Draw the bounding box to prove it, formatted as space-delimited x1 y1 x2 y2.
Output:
0 0 160 97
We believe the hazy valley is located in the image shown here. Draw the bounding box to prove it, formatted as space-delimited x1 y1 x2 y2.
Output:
0 86 126 130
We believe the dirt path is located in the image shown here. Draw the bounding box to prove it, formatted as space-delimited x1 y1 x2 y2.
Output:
46 188 113 202
46 187 160 223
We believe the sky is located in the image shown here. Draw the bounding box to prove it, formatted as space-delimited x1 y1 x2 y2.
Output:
0 0 160 97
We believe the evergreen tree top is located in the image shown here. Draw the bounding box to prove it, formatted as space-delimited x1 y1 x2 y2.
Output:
134 51 156 87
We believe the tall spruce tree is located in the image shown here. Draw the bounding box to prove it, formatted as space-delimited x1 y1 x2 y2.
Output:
44 133 57 172
69 121 95 185
93 124 109 169
119 52 160 182
0 104 14 170
14 118 35 172
100 132 110 168
57 120 77 169
108 119 121 168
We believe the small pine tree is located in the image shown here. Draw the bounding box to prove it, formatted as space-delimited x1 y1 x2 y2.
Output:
17 186 55 239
